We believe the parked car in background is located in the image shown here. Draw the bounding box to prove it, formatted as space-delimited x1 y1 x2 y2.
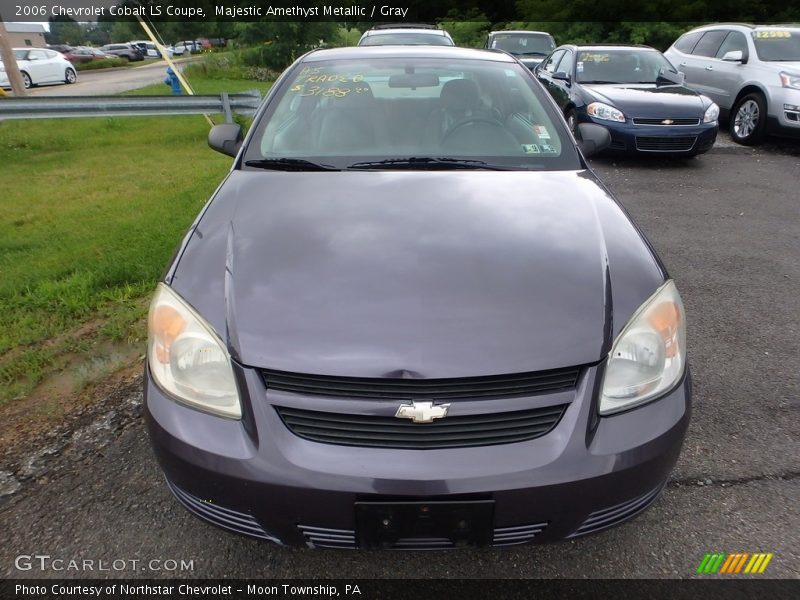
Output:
536 44 719 156
100 43 144 62
665 24 800 145
47 44 74 54
358 24 454 46
486 30 556 70
130 41 160 58
173 40 201 55
145 45 691 549
62 47 117 64
0 48 77 89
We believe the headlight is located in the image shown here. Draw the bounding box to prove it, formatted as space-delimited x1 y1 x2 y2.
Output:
779 72 800 90
599 280 686 416
147 283 241 418
703 102 720 123
586 102 625 123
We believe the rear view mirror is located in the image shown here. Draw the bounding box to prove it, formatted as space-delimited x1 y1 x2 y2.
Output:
657 67 685 85
575 123 611 157
552 71 571 83
388 73 440 88
722 50 745 63
208 123 243 157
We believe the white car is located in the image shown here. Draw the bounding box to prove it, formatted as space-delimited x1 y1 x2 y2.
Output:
0 48 77 89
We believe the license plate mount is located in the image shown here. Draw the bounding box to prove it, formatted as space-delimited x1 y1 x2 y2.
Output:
355 500 494 549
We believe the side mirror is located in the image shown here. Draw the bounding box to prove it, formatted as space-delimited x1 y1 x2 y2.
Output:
208 123 243 157
552 71 571 83
575 123 611 157
721 50 745 63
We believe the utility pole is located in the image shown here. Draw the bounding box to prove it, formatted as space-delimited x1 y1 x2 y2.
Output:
0 18 27 96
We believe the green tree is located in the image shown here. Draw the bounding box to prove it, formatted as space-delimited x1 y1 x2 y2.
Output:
47 16 84 46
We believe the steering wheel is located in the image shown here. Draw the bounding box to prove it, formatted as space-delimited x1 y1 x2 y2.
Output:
441 116 507 144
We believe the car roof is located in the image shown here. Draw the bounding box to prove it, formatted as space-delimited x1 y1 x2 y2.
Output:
303 46 517 63
568 44 656 50
363 28 448 36
489 30 553 36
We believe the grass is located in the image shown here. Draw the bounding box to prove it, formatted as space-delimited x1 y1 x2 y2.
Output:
0 75 271 405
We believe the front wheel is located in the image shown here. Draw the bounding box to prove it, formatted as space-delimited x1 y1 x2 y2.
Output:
21 71 32 89
729 93 767 146
65 68 77 84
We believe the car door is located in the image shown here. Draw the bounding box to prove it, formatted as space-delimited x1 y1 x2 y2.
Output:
549 50 575 110
536 49 566 106
681 30 729 98
25 49 52 83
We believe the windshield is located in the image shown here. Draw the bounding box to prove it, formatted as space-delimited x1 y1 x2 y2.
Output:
575 49 678 84
490 34 555 56
360 33 453 47
244 57 579 171
752 30 800 61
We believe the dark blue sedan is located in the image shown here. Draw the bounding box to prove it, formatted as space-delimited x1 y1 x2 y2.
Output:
536 45 719 156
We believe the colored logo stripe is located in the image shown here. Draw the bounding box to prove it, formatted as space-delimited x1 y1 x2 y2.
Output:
697 552 774 574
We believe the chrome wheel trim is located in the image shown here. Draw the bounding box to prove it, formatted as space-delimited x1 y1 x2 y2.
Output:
66 69 76 83
21 73 31 88
734 99 759 139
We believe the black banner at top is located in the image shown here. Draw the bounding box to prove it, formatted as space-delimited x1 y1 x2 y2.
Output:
1 0 800 22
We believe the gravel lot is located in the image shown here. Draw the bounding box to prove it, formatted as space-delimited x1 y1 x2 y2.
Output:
1 135 798 580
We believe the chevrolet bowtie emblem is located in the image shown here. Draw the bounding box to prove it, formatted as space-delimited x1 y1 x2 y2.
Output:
661 119 674 125
395 401 450 423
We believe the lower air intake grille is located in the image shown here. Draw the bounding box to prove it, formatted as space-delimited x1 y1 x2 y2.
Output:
262 366 581 400
298 522 548 549
635 136 697 152
492 521 549 546
165 478 279 543
298 525 356 549
276 404 567 449
568 482 666 538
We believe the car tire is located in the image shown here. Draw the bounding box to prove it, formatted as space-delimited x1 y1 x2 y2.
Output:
65 68 77 84
729 92 767 146
565 108 578 134
21 71 32 89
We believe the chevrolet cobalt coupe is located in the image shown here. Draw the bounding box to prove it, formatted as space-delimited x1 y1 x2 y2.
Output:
145 46 691 549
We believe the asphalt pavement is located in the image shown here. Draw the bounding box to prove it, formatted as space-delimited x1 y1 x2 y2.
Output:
1 138 798 579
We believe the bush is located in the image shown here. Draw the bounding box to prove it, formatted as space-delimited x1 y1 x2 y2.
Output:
75 58 127 71
183 49 281 82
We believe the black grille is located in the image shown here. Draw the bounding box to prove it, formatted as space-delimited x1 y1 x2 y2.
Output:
263 366 581 400
635 136 697 152
568 482 666 538
165 478 279 543
633 117 700 125
299 522 548 549
276 404 567 449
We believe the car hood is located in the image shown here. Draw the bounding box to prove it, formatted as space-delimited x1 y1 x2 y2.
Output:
583 83 707 117
169 170 665 378
519 56 546 69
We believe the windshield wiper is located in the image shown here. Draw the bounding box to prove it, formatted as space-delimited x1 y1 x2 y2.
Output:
244 158 339 171
347 157 511 171
580 80 617 84
519 51 548 56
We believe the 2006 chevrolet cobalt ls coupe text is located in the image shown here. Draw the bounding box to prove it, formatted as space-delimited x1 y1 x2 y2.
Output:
145 46 690 549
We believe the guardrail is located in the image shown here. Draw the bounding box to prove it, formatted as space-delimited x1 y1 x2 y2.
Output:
0 92 262 123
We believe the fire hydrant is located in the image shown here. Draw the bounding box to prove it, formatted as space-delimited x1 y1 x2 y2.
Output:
164 67 181 95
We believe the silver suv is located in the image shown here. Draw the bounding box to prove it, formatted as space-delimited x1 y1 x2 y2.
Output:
665 24 800 145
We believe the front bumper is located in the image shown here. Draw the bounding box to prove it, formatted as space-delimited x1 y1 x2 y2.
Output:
580 113 718 155
145 362 691 548
767 86 800 137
